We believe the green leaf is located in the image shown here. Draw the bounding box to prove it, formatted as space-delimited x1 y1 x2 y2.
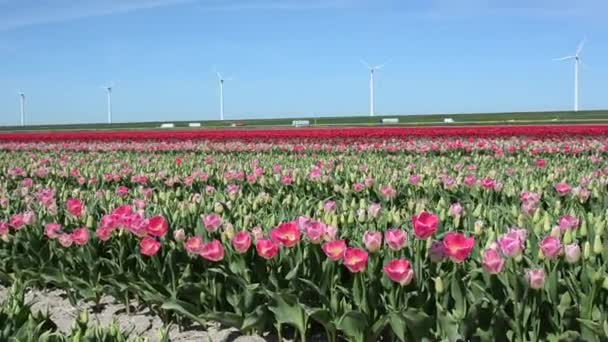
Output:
337 311 369 342
389 313 406 342
160 299 205 325
403 309 433 340
268 292 307 340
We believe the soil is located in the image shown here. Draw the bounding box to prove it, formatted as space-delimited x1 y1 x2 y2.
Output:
0 285 277 341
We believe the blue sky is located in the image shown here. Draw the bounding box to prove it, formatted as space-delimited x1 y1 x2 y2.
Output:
0 0 607 125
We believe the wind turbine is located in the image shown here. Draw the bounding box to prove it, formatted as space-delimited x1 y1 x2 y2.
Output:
103 82 114 124
18 91 25 126
216 71 233 121
554 38 586 112
360 60 386 117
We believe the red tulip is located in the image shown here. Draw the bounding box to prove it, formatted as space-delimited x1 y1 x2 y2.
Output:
412 212 439 240
343 248 368 273
322 240 347 261
256 239 279 260
443 232 475 263
270 221 301 248
146 216 168 237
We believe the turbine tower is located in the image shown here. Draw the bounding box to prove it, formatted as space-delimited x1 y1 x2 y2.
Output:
554 38 586 112
216 72 233 121
361 60 385 116
104 83 114 124
19 92 25 126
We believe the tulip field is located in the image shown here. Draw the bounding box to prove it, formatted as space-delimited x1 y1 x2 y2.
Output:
1 127 608 341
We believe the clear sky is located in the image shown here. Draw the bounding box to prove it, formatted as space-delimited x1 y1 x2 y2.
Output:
0 0 607 125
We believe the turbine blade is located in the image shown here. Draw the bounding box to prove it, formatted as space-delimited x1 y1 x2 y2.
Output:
374 60 390 70
553 56 575 61
360 59 371 69
216 72 223 80
576 37 586 56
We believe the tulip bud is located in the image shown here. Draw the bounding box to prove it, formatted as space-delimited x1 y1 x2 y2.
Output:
537 249 545 260
593 235 603 255
550 226 561 237
434 277 444 294
78 310 89 325
223 223 235 241
563 229 573 244
584 241 591 260
214 202 224 214
579 220 587 237
357 209 366 223
474 220 484 236
602 276 608 291
543 212 551 232
564 244 581 264
173 229 186 242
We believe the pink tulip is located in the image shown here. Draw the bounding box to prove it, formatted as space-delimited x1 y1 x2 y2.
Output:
322 240 347 261
140 237 161 256
363 231 382 253
66 198 84 218
539 236 562 260
9 214 25 230
409 175 421 185
554 182 571 196
384 259 414 286
203 214 223 233
185 236 204 254
146 216 168 238
526 269 545 290
58 234 73 248
306 221 326 244
270 222 301 248
448 203 463 217
324 225 338 241
343 248 368 273
385 229 407 251
323 201 336 213
367 203 381 219
251 226 263 241
71 227 90 246
232 231 252 253
558 215 579 231
45 223 62 239
96 226 113 242
482 249 505 274
256 239 279 260
200 240 225 262
0 221 8 236
443 232 475 263
380 185 396 200
352 183 365 192
497 230 526 257
173 229 186 242
564 243 581 263
412 212 439 240
116 186 129 197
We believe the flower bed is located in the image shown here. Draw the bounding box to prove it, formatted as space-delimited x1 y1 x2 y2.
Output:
0 135 607 341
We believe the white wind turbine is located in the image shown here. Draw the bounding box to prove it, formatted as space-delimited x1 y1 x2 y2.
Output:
103 82 115 123
216 71 233 121
360 60 386 117
18 91 25 126
554 38 586 112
